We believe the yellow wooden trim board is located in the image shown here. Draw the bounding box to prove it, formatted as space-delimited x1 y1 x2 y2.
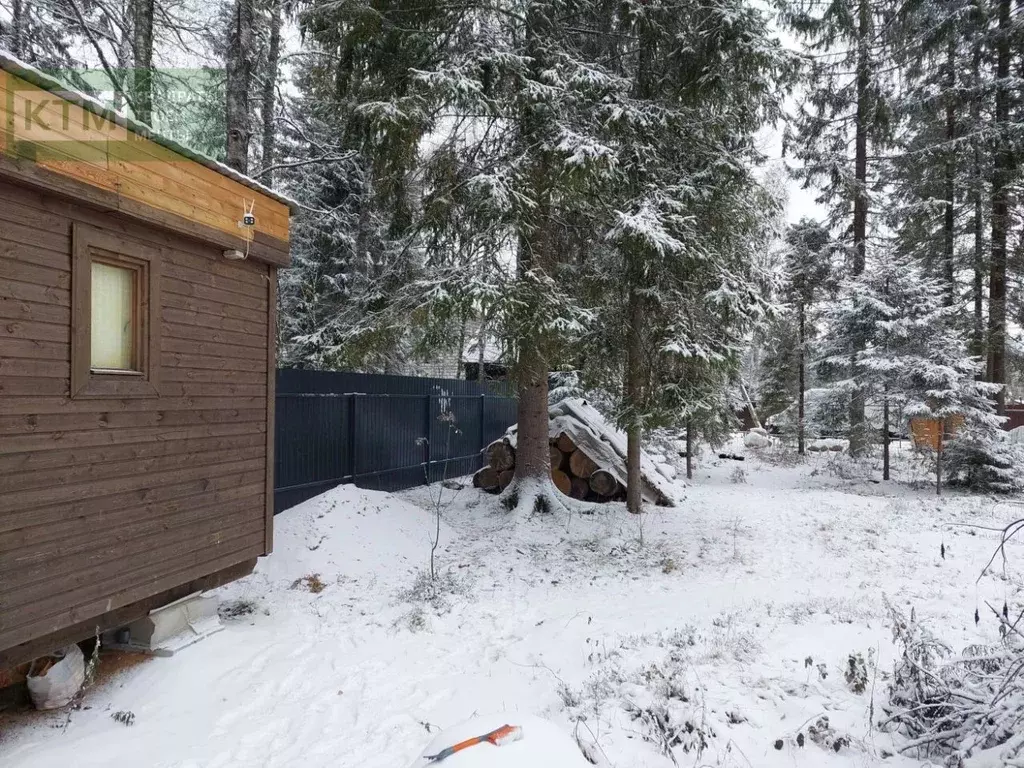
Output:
0 71 290 245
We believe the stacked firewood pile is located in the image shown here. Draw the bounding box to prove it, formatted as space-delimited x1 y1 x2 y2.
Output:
472 433 626 502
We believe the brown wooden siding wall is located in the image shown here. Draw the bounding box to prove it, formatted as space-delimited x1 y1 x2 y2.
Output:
0 177 270 658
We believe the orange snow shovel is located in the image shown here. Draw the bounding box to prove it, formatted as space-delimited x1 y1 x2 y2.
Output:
425 724 523 763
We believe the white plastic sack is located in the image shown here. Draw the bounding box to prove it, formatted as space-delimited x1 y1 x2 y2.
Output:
27 645 85 710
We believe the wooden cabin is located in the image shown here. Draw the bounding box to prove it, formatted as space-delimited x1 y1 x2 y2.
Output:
0 54 293 669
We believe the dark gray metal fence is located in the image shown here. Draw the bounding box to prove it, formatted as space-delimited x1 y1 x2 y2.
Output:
274 369 518 513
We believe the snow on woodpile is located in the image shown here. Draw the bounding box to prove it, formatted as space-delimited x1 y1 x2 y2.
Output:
474 397 675 506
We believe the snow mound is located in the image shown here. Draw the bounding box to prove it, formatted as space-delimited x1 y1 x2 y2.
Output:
258 484 450 588
408 715 590 768
743 430 772 449
808 438 847 452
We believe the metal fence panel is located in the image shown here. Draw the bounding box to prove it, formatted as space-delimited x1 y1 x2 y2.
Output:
274 370 517 513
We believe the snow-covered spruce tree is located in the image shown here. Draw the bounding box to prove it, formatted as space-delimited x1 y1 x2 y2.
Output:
275 55 424 372
822 245 1009 486
783 0 895 456
566 0 792 512
301 0 705 514
754 311 800 425
885 0 991 313
782 219 833 453
601 176 785 512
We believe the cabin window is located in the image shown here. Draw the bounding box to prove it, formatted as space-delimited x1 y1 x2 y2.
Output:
72 223 160 398
91 261 138 371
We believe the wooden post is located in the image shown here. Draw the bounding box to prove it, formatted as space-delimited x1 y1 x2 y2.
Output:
685 419 693 480
478 394 486 469
882 393 890 481
348 393 358 484
798 305 806 455
423 395 432 484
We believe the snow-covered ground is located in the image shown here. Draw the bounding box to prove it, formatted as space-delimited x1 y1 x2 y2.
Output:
2 440 1022 767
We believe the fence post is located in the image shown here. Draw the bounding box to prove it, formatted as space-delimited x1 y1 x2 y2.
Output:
348 393 357 485
423 394 432 485
479 394 486 460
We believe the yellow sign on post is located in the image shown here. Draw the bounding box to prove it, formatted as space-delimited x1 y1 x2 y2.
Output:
909 415 965 496
910 415 964 450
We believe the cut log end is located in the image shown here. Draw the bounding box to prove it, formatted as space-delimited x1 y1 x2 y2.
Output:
570 477 590 500
556 433 576 454
498 469 514 490
473 466 500 492
551 469 572 496
569 449 599 479
589 468 617 497
487 440 516 471
549 444 566 470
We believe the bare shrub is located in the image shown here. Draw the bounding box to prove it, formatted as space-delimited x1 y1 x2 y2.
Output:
881 602 1024 764
291 573 326 593
400 568 468 608
845 651 870 693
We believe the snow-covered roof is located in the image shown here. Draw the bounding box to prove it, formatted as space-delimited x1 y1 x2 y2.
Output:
462 333 504 364
0 50 298 212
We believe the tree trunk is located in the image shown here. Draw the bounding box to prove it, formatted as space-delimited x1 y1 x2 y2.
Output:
882 391 890 481
942 35 956 307
259 0 282 184
131 0 155 126
798 301 806 455
848 0 870 456
514 356 549 481
988 0 1012 415
501 0 564 512
685 419 693 480
625 285 644 515
476 317 488 382
455 312 467 379
10 0 26 58
972 38 985 365
626 426 642 513
225 0 254 173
